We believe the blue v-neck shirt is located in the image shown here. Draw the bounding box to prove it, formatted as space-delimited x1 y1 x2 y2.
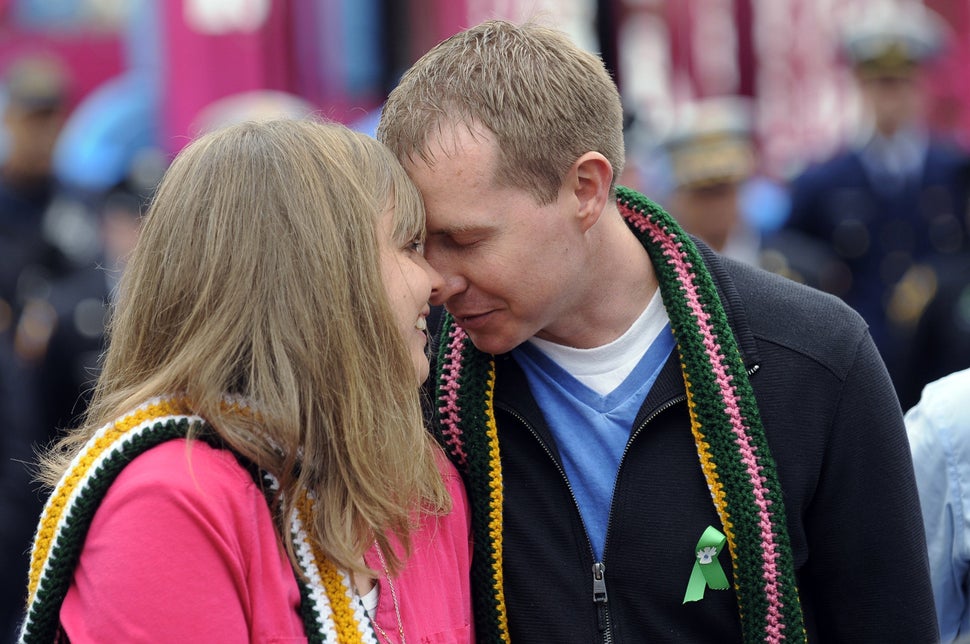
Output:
511 324 675 560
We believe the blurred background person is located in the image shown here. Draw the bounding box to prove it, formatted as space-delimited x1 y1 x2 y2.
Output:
0 54 78 641
906 366 970 643
0 54 72 351
0 151 163 644
655 95 781 265
897 160 970 408
778 1 970 392
28 150 163 448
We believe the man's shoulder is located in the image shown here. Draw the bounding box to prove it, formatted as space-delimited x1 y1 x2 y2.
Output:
718 255 870 378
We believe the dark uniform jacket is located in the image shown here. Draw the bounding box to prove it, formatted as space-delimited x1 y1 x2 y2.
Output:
783 139 970 382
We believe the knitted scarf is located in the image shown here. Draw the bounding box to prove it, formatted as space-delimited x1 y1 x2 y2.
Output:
432 186 806 644
18 397 380 644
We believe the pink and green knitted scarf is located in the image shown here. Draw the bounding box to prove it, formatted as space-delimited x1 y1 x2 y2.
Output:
433 186 806 644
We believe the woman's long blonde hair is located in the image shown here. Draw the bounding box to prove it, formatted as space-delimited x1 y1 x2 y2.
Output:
38 118 449 574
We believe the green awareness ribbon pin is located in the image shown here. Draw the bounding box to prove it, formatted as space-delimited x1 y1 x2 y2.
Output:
683 525 730 603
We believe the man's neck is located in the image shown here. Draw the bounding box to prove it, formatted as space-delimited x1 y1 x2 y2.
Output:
535 209 658 349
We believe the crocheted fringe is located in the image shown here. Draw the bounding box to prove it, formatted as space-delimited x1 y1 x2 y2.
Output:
435 323 511 643
616 186 805 643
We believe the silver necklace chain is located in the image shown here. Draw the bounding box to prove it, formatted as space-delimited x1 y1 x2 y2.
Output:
372 541 406 644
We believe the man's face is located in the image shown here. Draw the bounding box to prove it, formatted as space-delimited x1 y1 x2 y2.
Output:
3 104 65 179
404 124 585 355
670 182 742 252
858 72 923 136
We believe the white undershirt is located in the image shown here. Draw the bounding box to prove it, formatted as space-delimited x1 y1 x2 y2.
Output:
360 582 380 618
527 289 669 396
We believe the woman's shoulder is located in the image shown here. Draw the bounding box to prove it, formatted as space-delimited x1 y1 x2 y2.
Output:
84 437 281 582
105 438 263 518
433 444 463 483
120 437 251 480
61 441 303 641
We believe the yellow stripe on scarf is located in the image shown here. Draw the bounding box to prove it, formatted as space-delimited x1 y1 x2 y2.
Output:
682 364 737 565
483 363 511 643
296 493 366 644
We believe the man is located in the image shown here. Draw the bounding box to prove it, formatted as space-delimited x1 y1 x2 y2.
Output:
0 51 73 642
0 53 73 339
661 96 762 264
781 1 970 392
907 367 970 643
378 20 937 643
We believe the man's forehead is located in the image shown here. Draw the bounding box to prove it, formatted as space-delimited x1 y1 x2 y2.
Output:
414 119 495 166
404 128 498 199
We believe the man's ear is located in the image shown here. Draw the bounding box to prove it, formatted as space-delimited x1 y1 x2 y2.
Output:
568 152 612 233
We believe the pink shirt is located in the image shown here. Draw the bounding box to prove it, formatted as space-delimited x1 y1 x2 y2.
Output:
60 439 473 643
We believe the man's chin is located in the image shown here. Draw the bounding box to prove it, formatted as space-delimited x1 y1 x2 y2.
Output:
464 328 521 356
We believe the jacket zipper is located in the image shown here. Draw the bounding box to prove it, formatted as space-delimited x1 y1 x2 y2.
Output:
498 364 755 642
600 394 686 557
501 407 616 644
592 562 612 643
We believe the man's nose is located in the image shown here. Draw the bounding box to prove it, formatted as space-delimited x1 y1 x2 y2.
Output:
421 257 446 304
425 248 465 305
429 273 466 306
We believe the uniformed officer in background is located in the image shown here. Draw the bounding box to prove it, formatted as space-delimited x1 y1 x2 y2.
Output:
780 0 970 392
659 96 765 264
0 54 73 350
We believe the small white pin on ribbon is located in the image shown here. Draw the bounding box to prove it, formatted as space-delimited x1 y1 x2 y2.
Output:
683 525 730 603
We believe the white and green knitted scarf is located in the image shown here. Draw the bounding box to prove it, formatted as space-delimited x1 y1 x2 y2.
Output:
19 397 380 644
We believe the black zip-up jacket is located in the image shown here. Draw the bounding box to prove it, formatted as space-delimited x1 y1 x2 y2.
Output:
429 241 938 643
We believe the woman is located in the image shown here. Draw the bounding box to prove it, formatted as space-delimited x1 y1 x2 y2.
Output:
18 119 472 643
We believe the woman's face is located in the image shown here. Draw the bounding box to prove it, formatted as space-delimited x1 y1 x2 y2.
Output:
377 208 443 384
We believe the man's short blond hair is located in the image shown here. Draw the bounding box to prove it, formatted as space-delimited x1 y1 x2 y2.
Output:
378 20 625 204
